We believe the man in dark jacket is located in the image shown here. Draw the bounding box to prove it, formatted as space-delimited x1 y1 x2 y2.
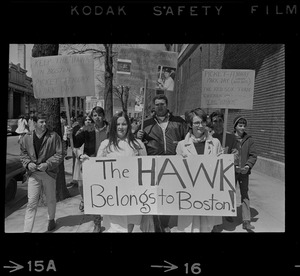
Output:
209 110 239 224
233 116 257 231
71 106 109 232
20 113 63 232
209 110 238 155
137 94 188 232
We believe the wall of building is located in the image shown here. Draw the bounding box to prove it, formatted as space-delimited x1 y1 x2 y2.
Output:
170 44 225 116
173 44 285 180
222 44 285 164
8 63 35 118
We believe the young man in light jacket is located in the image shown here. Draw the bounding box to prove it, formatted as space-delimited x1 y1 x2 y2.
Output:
20 113 63 232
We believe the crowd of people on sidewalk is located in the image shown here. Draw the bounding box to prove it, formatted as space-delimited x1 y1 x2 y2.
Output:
18 94 257 233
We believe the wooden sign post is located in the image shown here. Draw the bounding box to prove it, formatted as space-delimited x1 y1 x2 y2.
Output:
141 78 148 130
201 69 255 148
222 108 229 149
63 97 74 149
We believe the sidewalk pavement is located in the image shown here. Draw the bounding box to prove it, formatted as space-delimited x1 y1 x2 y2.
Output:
5 148 285 233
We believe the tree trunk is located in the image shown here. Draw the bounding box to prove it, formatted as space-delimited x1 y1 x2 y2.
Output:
122 86 129 115
103 44 113 122
32 44 70 201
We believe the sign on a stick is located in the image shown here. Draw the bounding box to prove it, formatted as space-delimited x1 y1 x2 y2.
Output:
201 69 255 109
31 54 95 99
116 47 177 91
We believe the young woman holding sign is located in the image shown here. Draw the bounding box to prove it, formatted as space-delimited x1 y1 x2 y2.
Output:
176 108 223 232
97 111 150 233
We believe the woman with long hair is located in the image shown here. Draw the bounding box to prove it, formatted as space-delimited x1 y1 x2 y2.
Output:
97 111 149 232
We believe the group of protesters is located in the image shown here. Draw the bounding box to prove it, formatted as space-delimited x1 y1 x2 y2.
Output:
19 94 257 233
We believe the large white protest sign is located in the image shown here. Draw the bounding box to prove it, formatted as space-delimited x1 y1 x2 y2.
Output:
82 155 236 216
116 47 178 91
31 54 95 98
201 69 255 109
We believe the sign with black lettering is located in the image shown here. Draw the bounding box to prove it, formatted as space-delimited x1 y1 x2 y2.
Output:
116 46 177 90
201 69 255 109
82 155 236 216
31 54 95 98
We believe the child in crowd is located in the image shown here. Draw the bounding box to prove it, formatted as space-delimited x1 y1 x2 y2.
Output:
233 116 257 231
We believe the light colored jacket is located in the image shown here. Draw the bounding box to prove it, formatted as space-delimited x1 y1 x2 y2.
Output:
175 132 223 232
176 132 222 157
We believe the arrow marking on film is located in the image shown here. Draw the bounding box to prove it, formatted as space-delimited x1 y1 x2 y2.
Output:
151 260 178 272
4 260 24 273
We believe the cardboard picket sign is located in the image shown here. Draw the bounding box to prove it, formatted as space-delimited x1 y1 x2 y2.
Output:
82 155 236 216
201 69 255 147
116 46 178 91
31 54 95 99
201 69 255 110
31 53 96 152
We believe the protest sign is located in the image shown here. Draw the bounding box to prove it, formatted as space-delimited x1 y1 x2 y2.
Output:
201 69 255 109
134 89 144 112
82 155 236 216
116 46 177 91
31 54 95 98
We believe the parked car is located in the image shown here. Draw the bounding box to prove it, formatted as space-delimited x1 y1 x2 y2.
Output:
7 119 18 135
6 154 26 203
7 125 12 134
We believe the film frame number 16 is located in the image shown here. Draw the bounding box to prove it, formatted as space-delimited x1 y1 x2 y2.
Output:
184 263 201 274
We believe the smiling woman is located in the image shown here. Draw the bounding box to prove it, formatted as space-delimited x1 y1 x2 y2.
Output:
96 111 149 232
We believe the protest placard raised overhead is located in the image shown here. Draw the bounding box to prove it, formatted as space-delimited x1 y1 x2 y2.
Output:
116 46 178 91
82 155 236 217
31 54 95 98
201 69 255 109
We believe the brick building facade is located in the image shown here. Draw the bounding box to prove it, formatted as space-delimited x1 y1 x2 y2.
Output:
170 44 284 180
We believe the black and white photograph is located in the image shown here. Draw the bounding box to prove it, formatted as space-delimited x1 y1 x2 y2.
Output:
6 43 285 234
4 0 299 275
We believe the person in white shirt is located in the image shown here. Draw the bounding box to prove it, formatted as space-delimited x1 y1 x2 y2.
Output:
157 67 174 91
97 111 148 232
16 114 28 143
